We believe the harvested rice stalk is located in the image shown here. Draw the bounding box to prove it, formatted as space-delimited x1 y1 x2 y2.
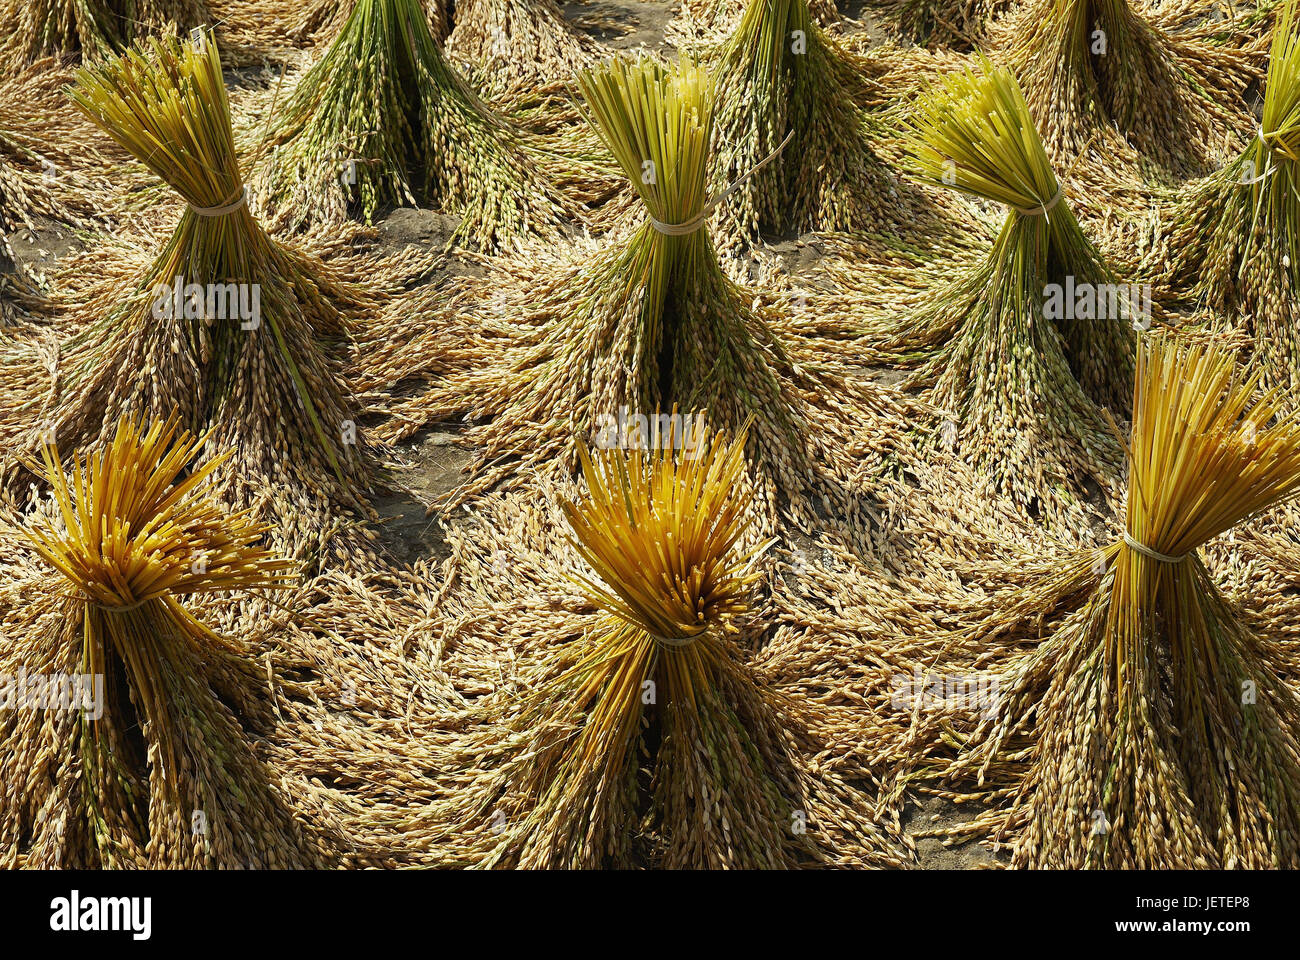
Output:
708 0 934 248
439 424 839 867
362 55 910 547
1165 0 1300 392
871 0 999 48
499 425 808 867
287 0 450 43
1001 0 1255 173
0 0 209 72
674 0 839 40
896 60 1133 519
940 335 1300 868
0 414 326 868
254 0 574 250
446 0 600 102
23 30 375 562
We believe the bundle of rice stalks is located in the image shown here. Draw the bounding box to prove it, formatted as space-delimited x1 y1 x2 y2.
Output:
895 60 1134 520
287 0 449 43
708 0 937 248
430 422 871 868
932 334 1300 868
0 414 328 868
999 0 1257 173
673 0 839 40
360 54 912 547
253 0 576 250
445 0 600 102
871 0 1000 48
1165 0 1300 392
0 0 209 72
9 30 375 562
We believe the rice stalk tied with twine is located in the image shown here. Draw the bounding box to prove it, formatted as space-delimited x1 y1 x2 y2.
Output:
465 420 819 868
897 59 1133 521
0 0 209 72
1166 0 1300 394
709 0 930 248
253 0 575 251
444 0 600 103
0 414 327 868
362 53 908 549
873 0 998 49
1000 0 1254 172
936 334 1300 868
22 30 375 561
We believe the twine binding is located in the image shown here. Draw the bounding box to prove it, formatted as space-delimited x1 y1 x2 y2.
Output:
1013 183 1065 218
1122 531 1188 564
190 187 248 218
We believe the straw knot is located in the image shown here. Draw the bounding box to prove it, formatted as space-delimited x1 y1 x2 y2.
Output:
1013 183 1064 218
189 187 248 218
1121 531 1188 564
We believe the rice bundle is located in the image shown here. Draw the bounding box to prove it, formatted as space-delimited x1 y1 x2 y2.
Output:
1165 0 1300 392
708 0 924 247
440 423 825 868
0 414 326 868
1002 0 1253 172
289 0 450 44
254 0 574 250
896 60 1133 519
936 335 1300 868
0 0 209 72
361 54 909 547
873 0 996 48
13 30 374 561
445 0 599 102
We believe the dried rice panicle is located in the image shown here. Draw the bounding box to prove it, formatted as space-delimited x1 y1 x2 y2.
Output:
253 0 577 251
871 0 1000 49
933 333 1300 868
0 0 209 73
446 0 600 103
708 0 960 251
895 59 1133 523
1165 0 1300 395
997 0 1258 175
0 413 331 868
12 29 379 563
